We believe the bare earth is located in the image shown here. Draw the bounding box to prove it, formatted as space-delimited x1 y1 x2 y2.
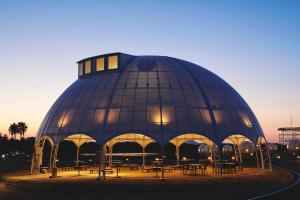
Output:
0 168 292 200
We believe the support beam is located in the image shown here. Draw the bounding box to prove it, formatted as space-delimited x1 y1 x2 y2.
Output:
176 145 180 166
50 144 59 178
264 137 273 171
142 146 145 166
102 145 106 179
161 145 165 180
259 144 265 169
255 146 260 173
219 146 223 179
75 145 80 167
237 144 243 164
209 145 213 164
109 146 113 166
98 145 103 180
49 145 54 171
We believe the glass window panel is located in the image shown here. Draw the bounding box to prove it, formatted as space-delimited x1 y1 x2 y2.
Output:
176 109 190 130
200 109 212 124
80 111 94 127
96 57 105 71
133 110 147 130
111 95 122 107
119 109 133 129
85 60 91 74
78 63 83 76
107 108 120 124
148 78 158 87
147 106 161 124
213 110 223 124
108 55 118 69
189 109 202 130
121 96 135 107
148 72 157 79
94 109 105 124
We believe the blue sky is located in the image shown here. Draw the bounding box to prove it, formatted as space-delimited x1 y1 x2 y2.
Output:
0 0 299 141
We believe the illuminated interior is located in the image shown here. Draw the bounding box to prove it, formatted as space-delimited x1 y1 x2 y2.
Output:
108 55 118 69
78 63 83 76
85 60 91 74
96 57 104 72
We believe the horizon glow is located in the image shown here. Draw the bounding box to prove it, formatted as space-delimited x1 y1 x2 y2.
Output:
0 0 299 142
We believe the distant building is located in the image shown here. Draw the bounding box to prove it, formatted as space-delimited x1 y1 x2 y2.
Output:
278 127 300 148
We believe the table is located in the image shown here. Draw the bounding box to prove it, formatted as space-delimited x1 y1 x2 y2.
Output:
112 160 122 178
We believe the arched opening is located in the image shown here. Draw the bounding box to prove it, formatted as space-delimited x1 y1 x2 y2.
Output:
111 141 143 164
57 140 77 167
239 140 257 165
80 141 100 166
169 133 215 166
256 136 272 170
44 133 98 177
62 134 97 167
104 133 156 167
41 139 52 167
30 136 55 174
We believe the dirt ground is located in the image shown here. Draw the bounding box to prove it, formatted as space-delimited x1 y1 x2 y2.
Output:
0 169 293 200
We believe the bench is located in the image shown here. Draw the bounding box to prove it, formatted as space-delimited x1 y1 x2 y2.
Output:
89 167 113 174
90 168 99 174
142 167 152 173
61 167 74 171
163 167 172 173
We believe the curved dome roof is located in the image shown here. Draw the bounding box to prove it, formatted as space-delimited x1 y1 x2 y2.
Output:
36 53 264 145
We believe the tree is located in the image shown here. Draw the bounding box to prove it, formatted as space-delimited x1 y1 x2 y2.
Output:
18 122 28 139
8 123 19 139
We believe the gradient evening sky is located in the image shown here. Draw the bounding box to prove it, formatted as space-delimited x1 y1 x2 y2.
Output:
0 0 299 142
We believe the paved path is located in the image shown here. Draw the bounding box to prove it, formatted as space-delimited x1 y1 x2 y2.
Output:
248 160 300 200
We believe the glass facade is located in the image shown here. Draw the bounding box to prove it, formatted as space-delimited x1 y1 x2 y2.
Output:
78 63 83 76
96 57 105 72
108 55 118 69
85 60 91 74
37 54 264 146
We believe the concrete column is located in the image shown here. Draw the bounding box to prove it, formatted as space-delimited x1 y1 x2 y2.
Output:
102 145 106 179
255 146 260 173
176 145 180 166
49 145 54 171
259 144 265 170
109 146 113 166
50 144 59 178
237 144 243 164
161 145 165 180
233 144 238 161
75 145 80 167
209 145 213 164
98 145 104 180
219 146 223 179
142 146 145 166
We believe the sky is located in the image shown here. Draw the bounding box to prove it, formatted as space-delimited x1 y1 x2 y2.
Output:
0 0 299 142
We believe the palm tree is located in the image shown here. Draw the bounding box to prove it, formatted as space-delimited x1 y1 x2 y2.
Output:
8 123 18 139
18 122 28 139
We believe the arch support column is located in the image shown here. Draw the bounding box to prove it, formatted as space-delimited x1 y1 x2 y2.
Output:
109 146 113 166
142 146 146 166
50 144 59 178
75 145 80 167
176 145 180 166
161 145 165 180
31 143 43 174
258 144 265 170
255 146 260 172
98 145 106 180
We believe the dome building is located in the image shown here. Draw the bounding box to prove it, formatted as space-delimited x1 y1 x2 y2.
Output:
31 52 272 177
